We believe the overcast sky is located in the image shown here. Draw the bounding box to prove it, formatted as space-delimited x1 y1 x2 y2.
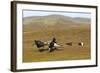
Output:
23 10 91 18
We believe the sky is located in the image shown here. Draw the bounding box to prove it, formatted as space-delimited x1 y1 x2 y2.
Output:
23 10 91 18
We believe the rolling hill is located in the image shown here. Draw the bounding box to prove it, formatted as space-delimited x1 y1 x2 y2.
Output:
23 14 90 31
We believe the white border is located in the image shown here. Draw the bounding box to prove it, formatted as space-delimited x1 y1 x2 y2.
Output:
16 3 96 69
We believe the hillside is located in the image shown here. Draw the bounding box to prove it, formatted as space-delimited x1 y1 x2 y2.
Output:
23 14 90 31
23 14 90 25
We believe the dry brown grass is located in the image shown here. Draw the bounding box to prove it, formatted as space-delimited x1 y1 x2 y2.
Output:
23 25 91 62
